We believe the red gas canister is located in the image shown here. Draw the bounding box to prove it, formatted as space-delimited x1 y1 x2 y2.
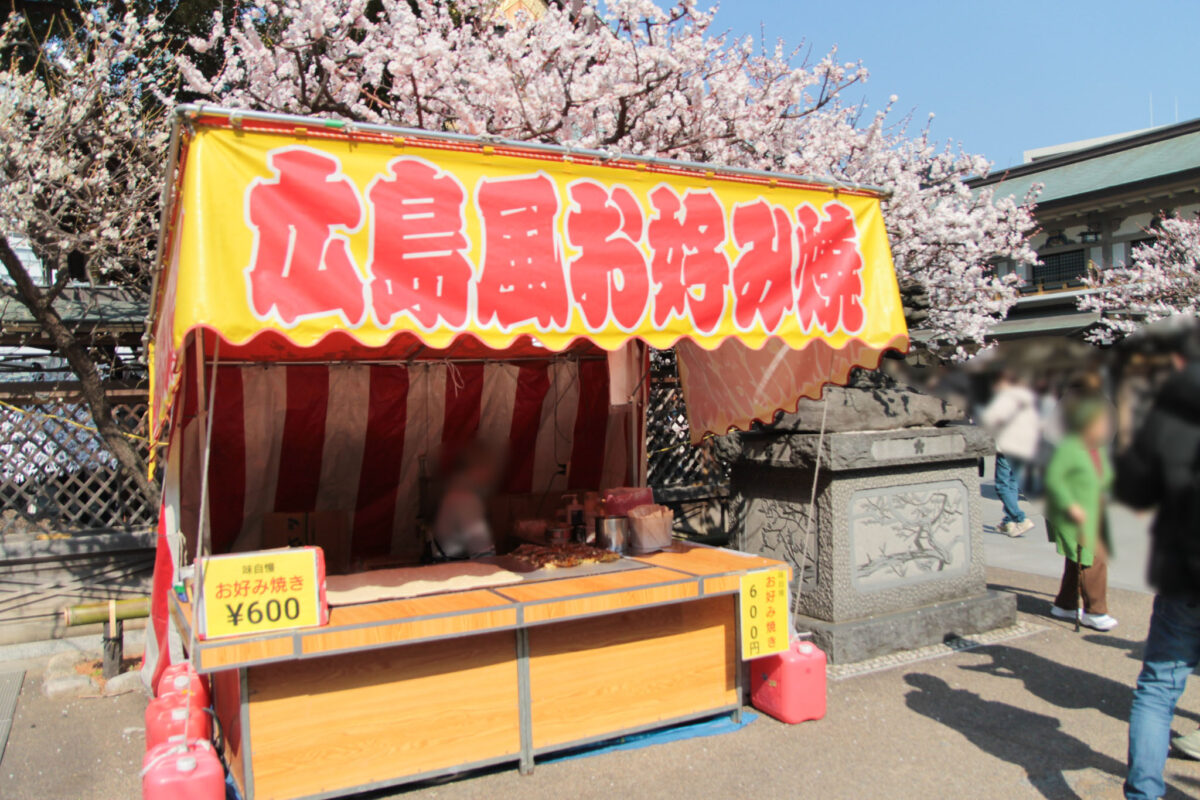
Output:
145 694 212 751
157 663 210 709
750 639 827 724
142 739 224 800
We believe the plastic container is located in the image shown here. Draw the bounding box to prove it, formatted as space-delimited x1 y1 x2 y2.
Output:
603 487 654 517
145 693 212 751
750 639 827 724
142 739 224 800
156 663 210 709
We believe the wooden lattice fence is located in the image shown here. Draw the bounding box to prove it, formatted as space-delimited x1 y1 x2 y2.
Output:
646 370 732 542
0 384 155 536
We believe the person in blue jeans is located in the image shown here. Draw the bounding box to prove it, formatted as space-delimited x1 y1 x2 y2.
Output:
982 372 1040 537
1115 318 1200 800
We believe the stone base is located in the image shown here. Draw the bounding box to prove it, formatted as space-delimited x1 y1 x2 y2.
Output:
794 589 1017 665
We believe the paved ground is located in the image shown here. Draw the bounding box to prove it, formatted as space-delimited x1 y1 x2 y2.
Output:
0 476 1194 800
0 652 146 800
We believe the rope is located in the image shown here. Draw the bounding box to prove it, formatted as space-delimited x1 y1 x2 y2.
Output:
0 399 160 444
791 353 835 624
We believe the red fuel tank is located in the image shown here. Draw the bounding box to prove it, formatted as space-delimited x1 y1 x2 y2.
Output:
750 639 827 724
142 739 224 800
156 663 211 709
145 693 212 751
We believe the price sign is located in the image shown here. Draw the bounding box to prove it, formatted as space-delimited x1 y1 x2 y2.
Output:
739 568 789 660
198 548 325 639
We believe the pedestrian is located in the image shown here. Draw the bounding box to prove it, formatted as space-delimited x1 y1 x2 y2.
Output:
982 371 1040 537
1117 318 1200 800
1045 395 1117 632
1026 379 1064 497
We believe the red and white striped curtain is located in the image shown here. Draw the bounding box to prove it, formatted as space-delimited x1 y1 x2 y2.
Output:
176 358 633 560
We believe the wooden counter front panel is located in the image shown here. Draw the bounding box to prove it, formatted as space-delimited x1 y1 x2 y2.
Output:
527 595 737 750
246 632 521 800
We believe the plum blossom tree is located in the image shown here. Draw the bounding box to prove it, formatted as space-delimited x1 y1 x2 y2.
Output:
1079 215 1200 344
182 0 1037 356
0 8 177 502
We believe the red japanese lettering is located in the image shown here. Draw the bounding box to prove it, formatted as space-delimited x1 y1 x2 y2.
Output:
234 580 251 598
565 180 650 330
731 200 795 331
475 175 569 330
245 147 366 325
767 621 777 633
367 157 472 328
647 187 730 333
289 576 305 591
795 201 865 333
253 579 270 596
215 583 232 600
270 577 288 594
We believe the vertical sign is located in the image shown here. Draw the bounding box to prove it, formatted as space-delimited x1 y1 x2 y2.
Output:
740 568 790 660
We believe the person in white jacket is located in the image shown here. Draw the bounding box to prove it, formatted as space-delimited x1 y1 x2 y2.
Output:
982 372 1041 537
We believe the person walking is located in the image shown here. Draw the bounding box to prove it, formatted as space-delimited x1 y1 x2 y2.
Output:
1045 396 1117 632
982 371 1040 537
1117 320 1200 800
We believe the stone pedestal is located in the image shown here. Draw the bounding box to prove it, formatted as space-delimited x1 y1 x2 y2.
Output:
731 425 1015 664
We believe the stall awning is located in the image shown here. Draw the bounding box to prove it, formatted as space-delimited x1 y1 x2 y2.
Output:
150 107 908 438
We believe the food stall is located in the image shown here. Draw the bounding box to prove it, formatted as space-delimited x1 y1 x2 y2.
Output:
142 105 909 800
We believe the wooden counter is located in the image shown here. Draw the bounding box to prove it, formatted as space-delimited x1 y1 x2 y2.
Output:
184 543 787 800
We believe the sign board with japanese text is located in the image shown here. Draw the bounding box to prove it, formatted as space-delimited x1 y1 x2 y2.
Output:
197 547 328 640
150 110 908 435
739 569 790 660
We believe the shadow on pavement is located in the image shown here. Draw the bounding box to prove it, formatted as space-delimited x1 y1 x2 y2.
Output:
959 643 1200 727
1081 634 1146 662
989 582 1057 617
959 644 1132 723
904 673 1125 800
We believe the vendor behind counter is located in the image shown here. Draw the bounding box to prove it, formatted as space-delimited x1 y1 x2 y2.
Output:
431 441 503 561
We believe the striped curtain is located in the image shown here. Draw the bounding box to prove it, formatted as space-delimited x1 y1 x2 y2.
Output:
176 359 630 560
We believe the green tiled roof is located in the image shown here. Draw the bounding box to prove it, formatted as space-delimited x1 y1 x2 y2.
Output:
975 122 1200 205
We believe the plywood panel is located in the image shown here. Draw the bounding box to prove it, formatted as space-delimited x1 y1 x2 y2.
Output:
494 567 690 604
301 607 518 654
632 543 784 577
527 595 737 750
702 575 741 595
521 583 698 623
325 589 513 626
247 632 520 800
198 636 294 671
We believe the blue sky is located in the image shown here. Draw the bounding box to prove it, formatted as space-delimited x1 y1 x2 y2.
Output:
698 0 1200 170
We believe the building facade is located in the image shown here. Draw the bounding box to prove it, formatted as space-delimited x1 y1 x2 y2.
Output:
971 120 1200 339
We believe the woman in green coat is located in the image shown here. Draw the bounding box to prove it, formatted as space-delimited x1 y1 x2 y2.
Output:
1045 396 1118 632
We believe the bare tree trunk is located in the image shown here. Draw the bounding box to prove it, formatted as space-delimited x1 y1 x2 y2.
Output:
0 235 160 507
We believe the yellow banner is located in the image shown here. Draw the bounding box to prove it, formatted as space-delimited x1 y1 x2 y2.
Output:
198 548 324 639
740 569 790 660
163 123 906 358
